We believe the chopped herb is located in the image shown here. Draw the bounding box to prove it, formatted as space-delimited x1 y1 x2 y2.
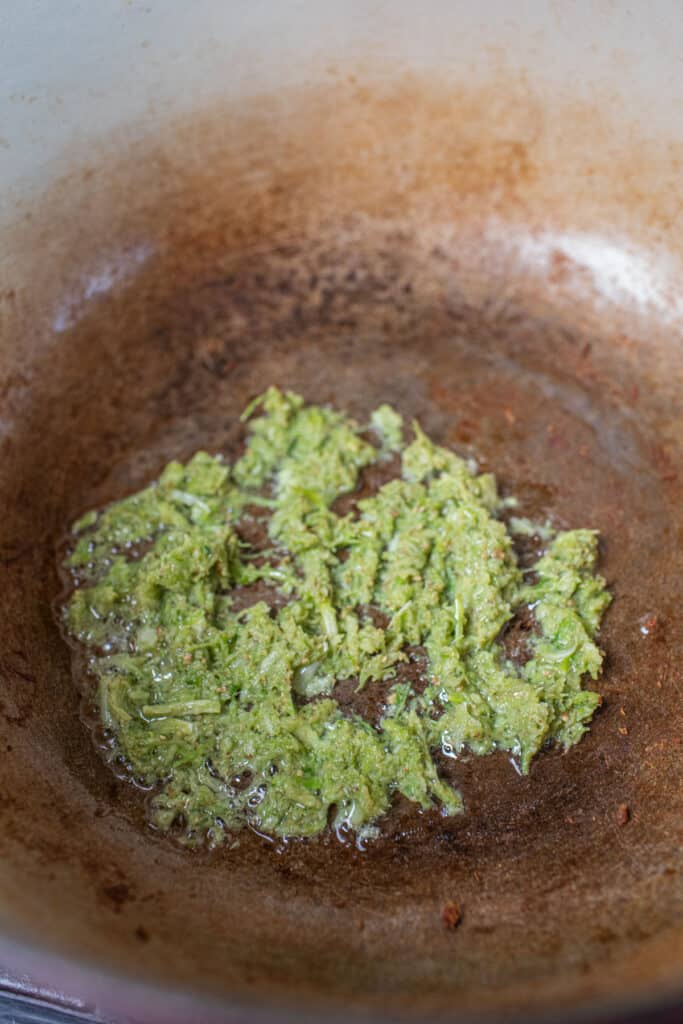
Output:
62 388 611 846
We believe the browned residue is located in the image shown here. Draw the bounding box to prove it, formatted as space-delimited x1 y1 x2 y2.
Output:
442 901 463 931
617 803 631 827
0 73 682 1018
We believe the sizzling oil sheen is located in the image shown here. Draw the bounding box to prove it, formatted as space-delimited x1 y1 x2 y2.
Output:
64 389 610 845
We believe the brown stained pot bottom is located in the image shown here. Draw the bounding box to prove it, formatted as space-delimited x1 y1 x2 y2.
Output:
0 84 683 1020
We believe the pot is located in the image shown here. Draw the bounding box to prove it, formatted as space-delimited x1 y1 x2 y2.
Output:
1 2 682 1021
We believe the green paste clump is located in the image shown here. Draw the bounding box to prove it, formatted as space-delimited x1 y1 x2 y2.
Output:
63 388 611 846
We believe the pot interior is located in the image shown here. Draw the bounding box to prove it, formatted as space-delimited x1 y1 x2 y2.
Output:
1 80 682 1019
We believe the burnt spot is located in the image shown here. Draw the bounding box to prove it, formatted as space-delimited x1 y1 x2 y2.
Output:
332 453 402 518
498 605 539 667
102 882 132 912
441 900 462 930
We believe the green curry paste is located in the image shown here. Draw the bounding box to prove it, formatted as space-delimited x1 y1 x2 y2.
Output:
63 389 611 846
